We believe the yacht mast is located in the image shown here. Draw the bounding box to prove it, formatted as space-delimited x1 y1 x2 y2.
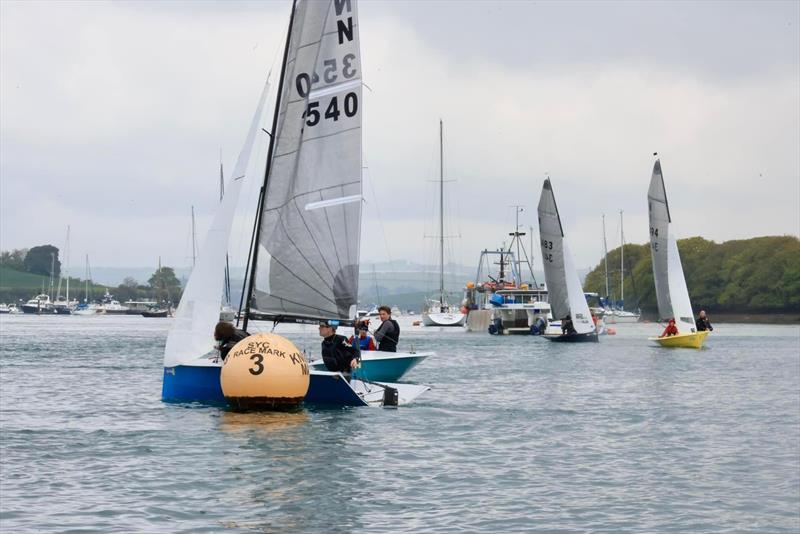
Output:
439 119 444 306
620 209 625 306
242 0 298 332
602 214 609 298
191 206 197 267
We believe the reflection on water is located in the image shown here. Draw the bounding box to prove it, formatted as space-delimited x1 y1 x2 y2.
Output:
217 410 310 436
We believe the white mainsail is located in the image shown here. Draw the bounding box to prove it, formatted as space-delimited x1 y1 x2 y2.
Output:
249 0 363 322
647 159 696 333
537 178 594 334
163 77 272 367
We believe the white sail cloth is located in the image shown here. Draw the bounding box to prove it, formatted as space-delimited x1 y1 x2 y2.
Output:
163 78 272 367
647 159 696 332
251 0 363 321
537 178 594 335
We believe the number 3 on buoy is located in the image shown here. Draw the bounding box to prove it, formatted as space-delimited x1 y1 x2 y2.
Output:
249 354 264 375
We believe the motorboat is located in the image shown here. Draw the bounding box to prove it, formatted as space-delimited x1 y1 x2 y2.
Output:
21 294 54 314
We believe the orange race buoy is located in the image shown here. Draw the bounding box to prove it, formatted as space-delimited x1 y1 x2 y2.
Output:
220 333 310 410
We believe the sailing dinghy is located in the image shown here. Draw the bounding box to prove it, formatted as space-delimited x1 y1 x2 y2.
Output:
537 178 598 343
162 0 429 407
647 159 708 349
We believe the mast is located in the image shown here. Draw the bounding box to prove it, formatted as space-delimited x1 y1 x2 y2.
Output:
620 209 624 307
242 0 298 332
219 149 225 201
220 156 231 306
602 214 609 298
84 255 89 302
191 206 197 267
439 119 444 306
49 252 55 300
65 226 70 302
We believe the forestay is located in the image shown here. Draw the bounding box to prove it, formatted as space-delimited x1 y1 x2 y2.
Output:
647 159 696 331
537 178 593 334
164 78 272 367
250 0 363 322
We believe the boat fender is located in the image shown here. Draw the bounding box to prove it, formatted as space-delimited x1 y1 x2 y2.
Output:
488 324 498 335
382 385 399 407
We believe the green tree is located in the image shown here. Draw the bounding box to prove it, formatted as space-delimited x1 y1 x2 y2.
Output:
0 248 28 271
148 267 181 304
23 245 60 277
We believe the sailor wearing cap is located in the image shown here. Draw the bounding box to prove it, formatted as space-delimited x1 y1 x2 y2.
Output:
318 320 360 373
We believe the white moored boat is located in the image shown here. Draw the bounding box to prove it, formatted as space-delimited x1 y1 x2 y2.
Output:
421 121 465 327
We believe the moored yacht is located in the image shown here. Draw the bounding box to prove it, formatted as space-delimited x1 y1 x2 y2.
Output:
99 290 129 315
21 294 55 314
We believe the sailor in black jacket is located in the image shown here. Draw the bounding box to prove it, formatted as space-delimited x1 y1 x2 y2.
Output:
695 310 714 332
319 321 360 373
373 306 400 352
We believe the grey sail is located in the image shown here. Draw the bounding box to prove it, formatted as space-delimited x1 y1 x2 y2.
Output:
250 0 363 322
647 160 672 321
537 178 569 321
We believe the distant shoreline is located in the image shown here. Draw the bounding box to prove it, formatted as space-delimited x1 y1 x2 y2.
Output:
640 312 800 325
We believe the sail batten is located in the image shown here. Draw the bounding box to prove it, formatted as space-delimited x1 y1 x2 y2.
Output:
248 0 363 323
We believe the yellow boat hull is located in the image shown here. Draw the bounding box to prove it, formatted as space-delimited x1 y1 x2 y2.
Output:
649 330 709 349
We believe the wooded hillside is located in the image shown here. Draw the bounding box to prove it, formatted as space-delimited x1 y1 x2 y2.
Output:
583 236 800 314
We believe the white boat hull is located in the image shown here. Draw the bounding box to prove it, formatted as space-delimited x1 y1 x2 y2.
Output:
422 312 465 327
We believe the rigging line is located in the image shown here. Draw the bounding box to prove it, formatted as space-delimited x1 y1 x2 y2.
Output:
272 209 338 301
321 191 345 276
339 184 354 274
272 126 362 158
289 195 337 281
243 0 297 332
252 293 340 318
363 163 393 269
258 251 340 310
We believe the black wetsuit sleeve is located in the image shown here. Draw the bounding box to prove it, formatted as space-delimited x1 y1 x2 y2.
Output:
374 321 395 342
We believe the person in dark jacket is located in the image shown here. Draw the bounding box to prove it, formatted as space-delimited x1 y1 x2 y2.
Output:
695 310 714 332
319 321 360 373
561 314 576 335
373 306 400 352
214 321 249 361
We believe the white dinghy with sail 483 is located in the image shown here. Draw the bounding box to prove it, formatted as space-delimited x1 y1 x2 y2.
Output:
537 178 599 343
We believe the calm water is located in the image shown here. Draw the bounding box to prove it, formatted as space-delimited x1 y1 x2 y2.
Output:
1 315 798 533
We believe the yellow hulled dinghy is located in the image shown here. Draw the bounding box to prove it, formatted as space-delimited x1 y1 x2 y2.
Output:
646 157 711 349
649 330 709 349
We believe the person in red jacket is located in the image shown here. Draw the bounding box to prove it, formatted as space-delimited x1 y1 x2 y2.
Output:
348 323 377 351
660 318 679 337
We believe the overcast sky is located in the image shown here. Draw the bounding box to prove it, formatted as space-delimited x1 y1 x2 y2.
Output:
1 0 798 275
